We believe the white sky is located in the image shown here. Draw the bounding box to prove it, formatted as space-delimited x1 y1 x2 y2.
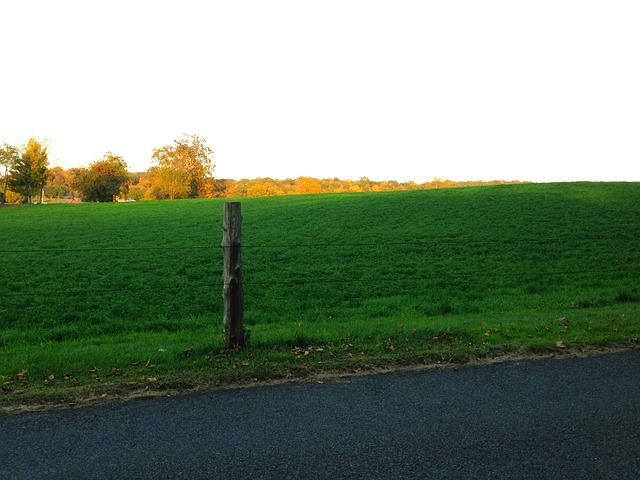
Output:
1 1 638 183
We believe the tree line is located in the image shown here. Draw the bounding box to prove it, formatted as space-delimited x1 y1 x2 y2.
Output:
1 134 214 204
1 134 525 204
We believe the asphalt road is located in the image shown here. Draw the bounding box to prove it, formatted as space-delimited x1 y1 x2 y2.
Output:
1 350 638 480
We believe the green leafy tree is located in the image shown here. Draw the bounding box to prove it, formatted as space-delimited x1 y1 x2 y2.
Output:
8 138 49 204
150 134 214 199
75 153 129 202
0 142 21 204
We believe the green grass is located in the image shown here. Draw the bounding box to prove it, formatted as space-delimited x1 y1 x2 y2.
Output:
1 182 639 410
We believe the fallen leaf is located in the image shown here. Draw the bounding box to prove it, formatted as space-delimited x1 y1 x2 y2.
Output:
145 359 155 368
17 369 29 386
63 374 79 385
283 371 293 379
555 341 566 348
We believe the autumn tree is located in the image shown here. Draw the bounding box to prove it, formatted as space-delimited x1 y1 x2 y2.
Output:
148 164 190 199
0 142 21 204
44 167 71 198
150 134 214 199
295 176 322 194
247 183 269 197
64 168 85 197
75 152 129 202
199 177 228 198
8 138 50 204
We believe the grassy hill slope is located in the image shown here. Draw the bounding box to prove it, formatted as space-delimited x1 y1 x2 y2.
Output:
1 182 638 408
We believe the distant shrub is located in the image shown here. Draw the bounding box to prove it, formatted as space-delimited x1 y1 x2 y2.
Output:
5 190 25 204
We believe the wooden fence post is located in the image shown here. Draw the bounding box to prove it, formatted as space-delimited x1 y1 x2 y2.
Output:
221 202 244 348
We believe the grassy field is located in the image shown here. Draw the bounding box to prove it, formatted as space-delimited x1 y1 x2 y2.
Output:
1 182 639 410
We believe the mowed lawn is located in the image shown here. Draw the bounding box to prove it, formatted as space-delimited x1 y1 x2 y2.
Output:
1 182 639 408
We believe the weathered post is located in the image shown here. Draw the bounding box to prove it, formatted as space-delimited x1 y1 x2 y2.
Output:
221 202 244 348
